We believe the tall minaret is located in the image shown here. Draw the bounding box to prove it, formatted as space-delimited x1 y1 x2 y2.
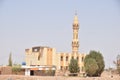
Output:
72 13 79 55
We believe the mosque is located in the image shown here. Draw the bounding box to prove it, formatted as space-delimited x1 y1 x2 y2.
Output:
22 13 86 76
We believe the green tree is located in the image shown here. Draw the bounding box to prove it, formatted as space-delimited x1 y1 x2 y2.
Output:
84 58 98 76
8 53 12 66
69 58 80 73
84 50 105 76
117 55 120 74
114 54 120 74
117 67 120 74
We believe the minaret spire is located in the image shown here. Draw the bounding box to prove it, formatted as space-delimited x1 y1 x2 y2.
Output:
75 10 77 15
72 12 79 55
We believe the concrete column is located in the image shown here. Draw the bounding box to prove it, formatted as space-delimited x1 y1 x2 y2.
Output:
25 68 30 76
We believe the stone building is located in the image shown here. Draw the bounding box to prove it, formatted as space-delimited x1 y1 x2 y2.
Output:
22 14 86 76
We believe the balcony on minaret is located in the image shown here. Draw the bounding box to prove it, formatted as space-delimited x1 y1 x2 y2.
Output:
73 24 79 30
72 42 79 47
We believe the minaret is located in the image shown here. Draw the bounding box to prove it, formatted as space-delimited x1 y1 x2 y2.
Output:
72 13 79 55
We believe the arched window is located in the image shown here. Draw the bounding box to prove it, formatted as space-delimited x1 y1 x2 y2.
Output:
72 56 74 59
77 56 79 60
66 56 68 61
61 56 63 61
82 57 84 62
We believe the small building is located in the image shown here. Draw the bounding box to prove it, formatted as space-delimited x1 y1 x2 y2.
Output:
22 46 57 76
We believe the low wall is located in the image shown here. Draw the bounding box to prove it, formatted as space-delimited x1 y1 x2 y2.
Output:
0 66 12 75
0 66 25 75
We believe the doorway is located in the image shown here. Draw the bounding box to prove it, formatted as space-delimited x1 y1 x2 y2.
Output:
30 70 34 76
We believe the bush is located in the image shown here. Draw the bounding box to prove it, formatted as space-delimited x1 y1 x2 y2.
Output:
12 64 21 74
48 70 55 76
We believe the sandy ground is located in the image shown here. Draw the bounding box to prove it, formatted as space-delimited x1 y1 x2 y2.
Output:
0 75 120 80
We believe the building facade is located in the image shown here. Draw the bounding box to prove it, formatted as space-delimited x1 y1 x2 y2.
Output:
23 14 86 76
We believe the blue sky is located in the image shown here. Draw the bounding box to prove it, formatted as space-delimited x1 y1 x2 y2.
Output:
0 0 120 68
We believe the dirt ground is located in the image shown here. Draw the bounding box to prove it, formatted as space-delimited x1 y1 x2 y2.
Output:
0 75 120 80
0 71 120 80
